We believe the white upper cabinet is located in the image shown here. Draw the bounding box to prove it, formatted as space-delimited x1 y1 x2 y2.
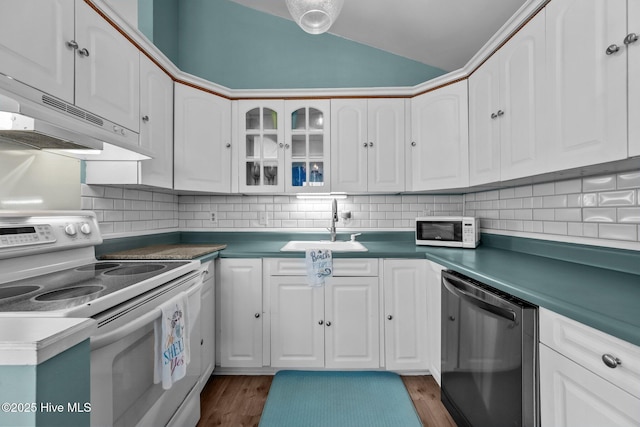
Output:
237 100 285 193
0 0 140 133
174 83 232 192
75 0 140 133
284 100 331 193
409 81 469 191
0 0 75 103
469 9 546 186
629 0 640 158
138 55 173 188
331 99 405 193
545 0 628 170
469 54 502 186
85 54 173 187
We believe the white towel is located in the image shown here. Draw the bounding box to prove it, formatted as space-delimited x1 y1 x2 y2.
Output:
154 292 190 390
305 249 333 287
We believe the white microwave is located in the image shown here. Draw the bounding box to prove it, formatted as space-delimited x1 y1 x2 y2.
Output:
415 216 480 248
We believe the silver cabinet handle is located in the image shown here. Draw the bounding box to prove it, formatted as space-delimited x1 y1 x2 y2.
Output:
411 141 416 147
78 48 90 57
284 144 290 149
225 143 231 148
625 33 639 45
254 312 261 318
279 143 284 148
363 142 368 147
142 115 149 122
318 320 324 325
497 110 504 117
602 354 621 368
491 112 498 119
325 321 331 326
387 315 393 320
606 44 620 55
66 40 78 49
369 142 374 147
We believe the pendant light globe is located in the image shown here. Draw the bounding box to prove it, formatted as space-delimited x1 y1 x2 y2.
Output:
285 0 344 35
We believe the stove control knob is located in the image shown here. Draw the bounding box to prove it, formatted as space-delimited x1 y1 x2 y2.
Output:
80 223 92 235
64 223 77 236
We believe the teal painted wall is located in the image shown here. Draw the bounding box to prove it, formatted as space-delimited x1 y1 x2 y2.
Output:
176 0 446 89
138 0 179 64
0 340 90 427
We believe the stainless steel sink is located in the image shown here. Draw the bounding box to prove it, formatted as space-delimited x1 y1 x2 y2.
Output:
280 240 368 252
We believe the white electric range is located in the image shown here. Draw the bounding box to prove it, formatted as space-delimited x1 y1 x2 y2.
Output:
0 211 204 427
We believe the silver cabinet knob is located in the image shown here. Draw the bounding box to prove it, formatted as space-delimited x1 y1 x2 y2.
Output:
369 142 374 147
449 315 456 321
142 115 149 122
66 40 78 49
602 354 621 368
387 315 393 320
363 142 369 147
411 141 416 147
254 312 261 318
325 321 332 326
625 33 639 45
606 44 621 55
318 320 324 325
497 110 504 117
225 143 231 148
78 48 90 57
284 144 290 149
491 112 498 119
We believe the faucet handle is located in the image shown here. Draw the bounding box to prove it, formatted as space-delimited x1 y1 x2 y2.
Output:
350 233 362 242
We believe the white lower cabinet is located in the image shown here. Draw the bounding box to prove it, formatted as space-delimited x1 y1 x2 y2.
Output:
425 260 445 384
382 259 429 371
219 259 263 368
539 308 640 426
267 258 380 369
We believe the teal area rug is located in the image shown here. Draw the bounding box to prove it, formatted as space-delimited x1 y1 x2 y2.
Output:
258 371 423 427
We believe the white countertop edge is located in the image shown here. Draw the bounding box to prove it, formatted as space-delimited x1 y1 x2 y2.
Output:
0 318 97 366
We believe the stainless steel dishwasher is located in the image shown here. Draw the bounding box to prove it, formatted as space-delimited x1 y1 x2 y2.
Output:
441 270 538 427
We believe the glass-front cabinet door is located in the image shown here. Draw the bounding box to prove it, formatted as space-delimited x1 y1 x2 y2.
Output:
284 100 331 193
238 100 285 193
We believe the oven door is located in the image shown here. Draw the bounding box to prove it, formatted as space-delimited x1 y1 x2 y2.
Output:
90 271 203 427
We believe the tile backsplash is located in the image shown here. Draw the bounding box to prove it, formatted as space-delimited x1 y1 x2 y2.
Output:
178 194 463 229
464 171 640 244
82 171 640 248
81 184 179 235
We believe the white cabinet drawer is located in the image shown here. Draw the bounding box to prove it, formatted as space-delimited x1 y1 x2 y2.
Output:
265 258 378 276
540 308 640 399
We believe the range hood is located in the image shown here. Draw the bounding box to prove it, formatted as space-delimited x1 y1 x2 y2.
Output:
0 79 152 161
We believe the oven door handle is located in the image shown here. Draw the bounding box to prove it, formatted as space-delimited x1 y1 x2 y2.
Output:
443 275 517 322
91 276 204 351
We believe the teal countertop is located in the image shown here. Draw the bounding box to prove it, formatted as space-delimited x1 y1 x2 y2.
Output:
99 231 640 347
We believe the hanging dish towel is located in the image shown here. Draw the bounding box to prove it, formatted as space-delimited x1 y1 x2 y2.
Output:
305 248 333 287
154 292 190 390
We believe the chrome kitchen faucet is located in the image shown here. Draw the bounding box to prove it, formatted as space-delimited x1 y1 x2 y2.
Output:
328 198 338 242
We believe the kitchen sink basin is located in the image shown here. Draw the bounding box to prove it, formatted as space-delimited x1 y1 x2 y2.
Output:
280 240 368 252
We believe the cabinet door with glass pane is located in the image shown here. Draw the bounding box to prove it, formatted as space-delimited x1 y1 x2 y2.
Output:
238 100 285 193
284 100 331 193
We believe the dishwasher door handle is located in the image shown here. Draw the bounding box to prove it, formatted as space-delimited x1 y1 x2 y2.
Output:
443 276 517 323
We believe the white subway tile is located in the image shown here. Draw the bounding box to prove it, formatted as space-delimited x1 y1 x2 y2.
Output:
617 172 640 189
93 198 114 210
583 208 616 222
618 207 640 223
104 211 124 222
533 209 554 221
567 194 582 208
567 223 583 236
543 195 567 208
554 208 582 222
81 185 104 197
99 222 115 234
582 193 597 207
598 190 635 206
583 175 615 192
533 183 555 196
583 223 598 237
598 224 637 241
514 209 533 220
543 222 567 235
555 179 582 194
499 188 515 199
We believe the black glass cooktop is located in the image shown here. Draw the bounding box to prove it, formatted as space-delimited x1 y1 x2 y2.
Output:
0 261 190 312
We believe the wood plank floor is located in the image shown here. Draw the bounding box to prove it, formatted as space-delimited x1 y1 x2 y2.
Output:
197 374 456 427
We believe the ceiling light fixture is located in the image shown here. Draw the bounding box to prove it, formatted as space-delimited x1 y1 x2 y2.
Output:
285 0 344 35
